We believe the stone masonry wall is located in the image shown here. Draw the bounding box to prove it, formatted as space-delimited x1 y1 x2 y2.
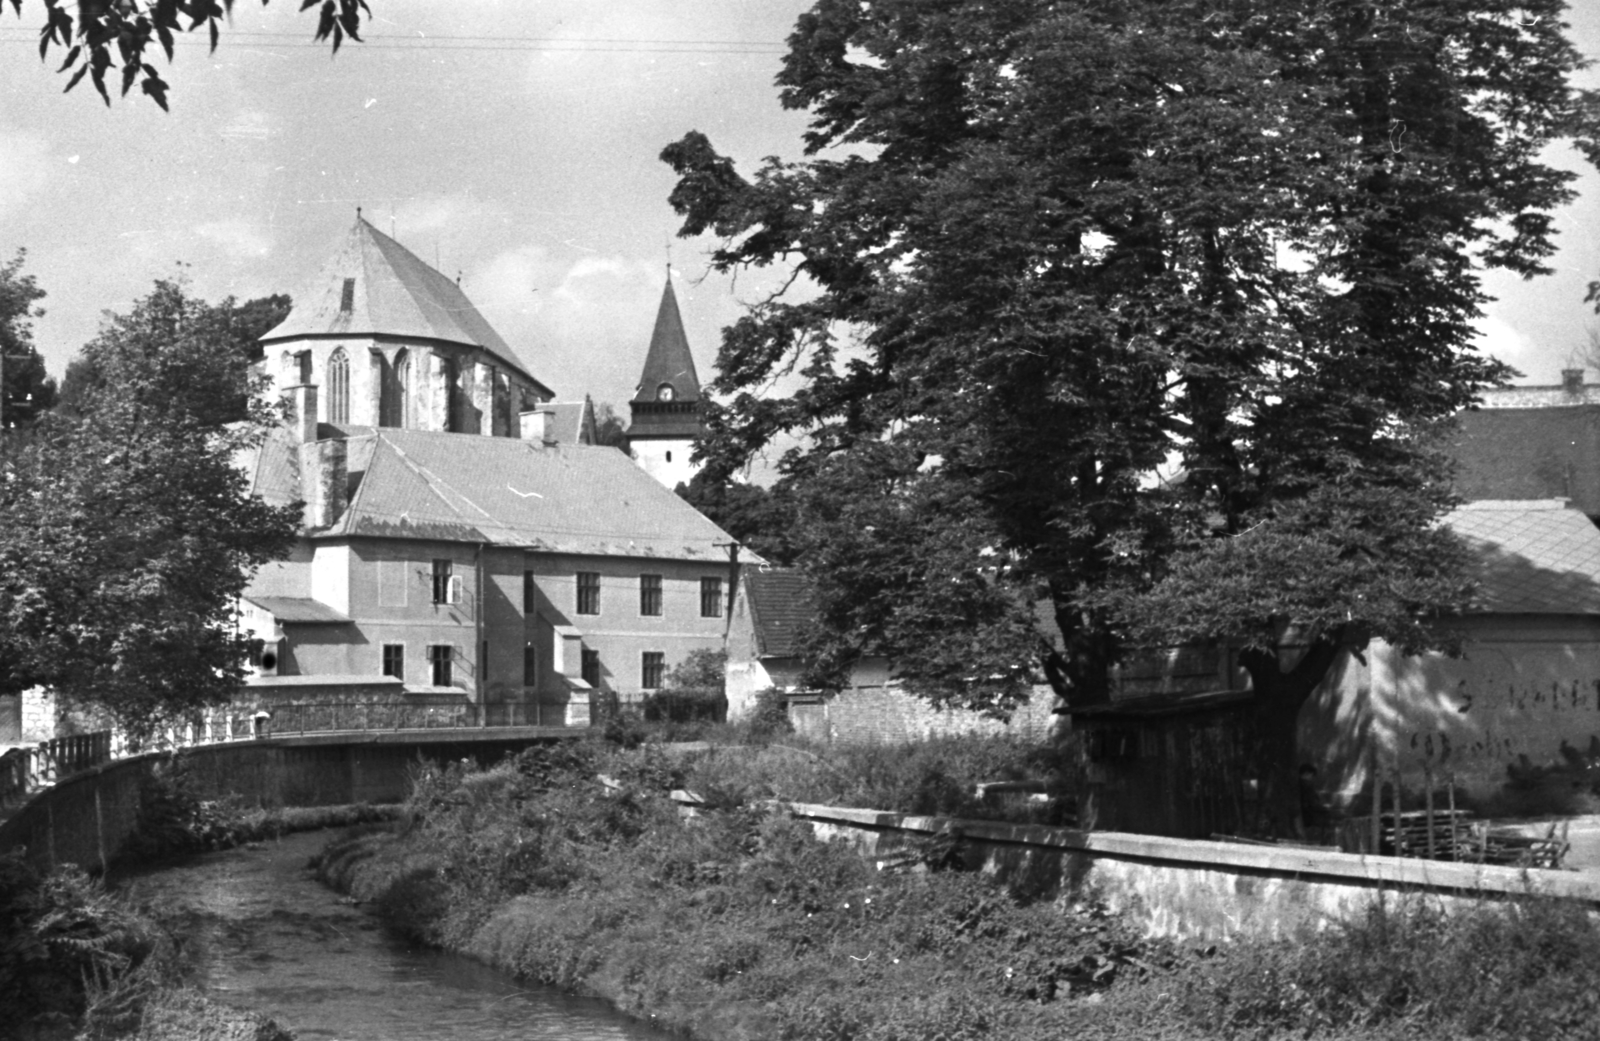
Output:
790 683 1061 745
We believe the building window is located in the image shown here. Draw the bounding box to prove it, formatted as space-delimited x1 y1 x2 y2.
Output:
576 571 600 615
327 348 350 424
524 642 538 687
700 577 722 618
340 276 356 313
641 652 665 690
640 574 663 617
581 648 601 688
296 350 312 385
382 644 405 681
432 559 453 605
428 645 453 687
524 570 535 613
382 349 410 428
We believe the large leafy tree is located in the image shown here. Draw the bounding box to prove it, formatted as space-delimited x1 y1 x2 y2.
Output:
0 278 299 738
56 279 289 422
7 0 368 108
662 0 1600 830
0 252 58 429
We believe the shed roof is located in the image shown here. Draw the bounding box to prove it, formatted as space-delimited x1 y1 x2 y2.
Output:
1445 500 1600 615
243 596 351 624
261 217 551 396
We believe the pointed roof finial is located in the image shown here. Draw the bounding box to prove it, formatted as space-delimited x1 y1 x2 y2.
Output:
357 205 362 220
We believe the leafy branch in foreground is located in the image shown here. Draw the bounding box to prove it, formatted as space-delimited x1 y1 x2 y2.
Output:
9 0 370 109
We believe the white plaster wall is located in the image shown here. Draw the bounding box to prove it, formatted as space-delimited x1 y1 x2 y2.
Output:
310 543 352 616
630 437 698 490
1301 616 1600 807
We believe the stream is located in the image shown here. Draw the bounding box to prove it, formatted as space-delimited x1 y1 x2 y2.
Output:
117 830 669 1041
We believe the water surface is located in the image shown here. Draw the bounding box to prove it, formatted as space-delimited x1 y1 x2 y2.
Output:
120 830 667 1041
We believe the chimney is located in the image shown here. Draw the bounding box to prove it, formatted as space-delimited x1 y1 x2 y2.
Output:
520 408 556 444
298 437 348 530
1563 368 1585 395
283 384 319 444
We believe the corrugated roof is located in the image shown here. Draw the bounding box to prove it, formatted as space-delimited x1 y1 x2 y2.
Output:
243 596 351 624
744 567 817 658
326 428 737 561
632 279 701 404
261 217 551 396
1445 501 1600 614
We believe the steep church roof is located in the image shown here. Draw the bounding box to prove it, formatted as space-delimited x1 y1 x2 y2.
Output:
261 216 546 391
628 277 704 440
632 278 701 405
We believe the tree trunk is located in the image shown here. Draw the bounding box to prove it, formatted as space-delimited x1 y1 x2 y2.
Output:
1238 634 1346 837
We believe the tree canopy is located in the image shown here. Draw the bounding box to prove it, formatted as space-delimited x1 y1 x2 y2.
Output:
56 278 289 423
662 0 1600 827
9 0 369 109
0 251 58 429
0 275 299 737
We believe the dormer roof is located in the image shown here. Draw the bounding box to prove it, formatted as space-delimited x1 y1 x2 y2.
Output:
261 216 549 393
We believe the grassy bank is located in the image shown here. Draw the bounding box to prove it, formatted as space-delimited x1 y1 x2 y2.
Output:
314 740 1600 1040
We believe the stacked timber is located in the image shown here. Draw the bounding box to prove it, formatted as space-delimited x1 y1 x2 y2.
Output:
1341 811 1570 868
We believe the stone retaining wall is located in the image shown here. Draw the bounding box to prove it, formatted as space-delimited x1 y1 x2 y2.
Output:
787 802 1600 941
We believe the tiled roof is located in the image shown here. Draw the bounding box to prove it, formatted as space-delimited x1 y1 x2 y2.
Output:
632 279 701 404
1451 406 1600 515
743 567 817 658
325 428 736 562
1445 501 1600 614
243 596 350 624
261 217 552 396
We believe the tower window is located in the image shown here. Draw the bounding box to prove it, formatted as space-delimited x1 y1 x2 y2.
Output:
666 450 672 463
340 277 356 312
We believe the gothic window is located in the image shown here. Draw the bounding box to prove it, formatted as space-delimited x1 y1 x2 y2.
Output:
381 349 410 428
327 348 350 424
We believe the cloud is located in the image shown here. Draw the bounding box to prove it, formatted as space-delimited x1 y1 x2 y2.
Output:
1474 315 1541 381
194 219 274 258
0 132 52 223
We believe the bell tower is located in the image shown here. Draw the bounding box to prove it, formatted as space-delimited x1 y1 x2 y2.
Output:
627 275 704 489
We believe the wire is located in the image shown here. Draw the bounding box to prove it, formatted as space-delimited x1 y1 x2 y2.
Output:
0 28 788 54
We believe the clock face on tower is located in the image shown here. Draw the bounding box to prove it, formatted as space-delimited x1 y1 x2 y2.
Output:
656 383 675 402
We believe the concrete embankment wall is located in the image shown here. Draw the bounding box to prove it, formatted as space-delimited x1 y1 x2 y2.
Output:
0 729 568 874
787 802 1600 941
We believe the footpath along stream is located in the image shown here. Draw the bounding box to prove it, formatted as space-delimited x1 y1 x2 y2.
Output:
117 830 669 1041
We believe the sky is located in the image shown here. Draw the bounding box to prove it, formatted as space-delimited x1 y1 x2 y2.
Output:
3 0 1600 426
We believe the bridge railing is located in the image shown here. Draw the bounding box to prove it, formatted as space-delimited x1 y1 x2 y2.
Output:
0 700 574 812
1 731 116 810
